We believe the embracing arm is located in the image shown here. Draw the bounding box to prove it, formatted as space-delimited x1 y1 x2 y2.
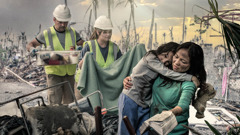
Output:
172 82 196 116
147 56 199 87
147 56 191 81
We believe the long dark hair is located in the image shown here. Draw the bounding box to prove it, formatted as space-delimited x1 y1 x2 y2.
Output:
180 42 206 85
160 42 207 88
145 42 179 60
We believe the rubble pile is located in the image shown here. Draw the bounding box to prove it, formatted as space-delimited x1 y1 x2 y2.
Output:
189 99 240 135
0 115 31 135
1 57 46 87
210 99 240 116
25 105 96 134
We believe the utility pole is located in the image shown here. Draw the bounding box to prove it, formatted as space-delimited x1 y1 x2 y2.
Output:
155 23 157 44
182 0 186 43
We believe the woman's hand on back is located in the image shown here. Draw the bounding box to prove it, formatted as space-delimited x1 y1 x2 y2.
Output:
191 76 200 88
123 76 133 90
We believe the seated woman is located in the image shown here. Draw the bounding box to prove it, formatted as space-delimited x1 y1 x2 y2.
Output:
123 42 206 135
150 42 206 135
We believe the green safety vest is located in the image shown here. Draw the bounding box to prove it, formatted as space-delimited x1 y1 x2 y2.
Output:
44 26 77 76
75 39 119 82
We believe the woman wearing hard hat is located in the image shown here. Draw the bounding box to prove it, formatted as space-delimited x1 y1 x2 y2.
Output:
74 16 122 99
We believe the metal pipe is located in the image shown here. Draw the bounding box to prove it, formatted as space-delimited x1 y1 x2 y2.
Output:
94 106 103 135
67 81 89 134
84 90 104 108
123 116 136 135
18 96 46 135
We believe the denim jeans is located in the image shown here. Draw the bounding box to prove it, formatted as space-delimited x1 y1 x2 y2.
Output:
118 93 150 135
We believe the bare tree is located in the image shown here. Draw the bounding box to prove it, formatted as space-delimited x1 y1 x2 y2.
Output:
64 0 67 6
108 0 111 19
184 25 187 41
83 0 98 40
169 26 174 41
125 15 132 52
155 23 158 44
88 9 93 39
85 0 99 21
116 0 138 46
182 0 186 43
163 33 166 44
107 0 115 19
148 9 154 50
116 24 125 51
128 0 137 44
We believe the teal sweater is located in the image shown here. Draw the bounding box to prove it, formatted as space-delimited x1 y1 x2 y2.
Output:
150 76 196 135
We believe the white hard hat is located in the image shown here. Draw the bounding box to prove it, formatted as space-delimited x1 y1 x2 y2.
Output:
94 16 113 30
53 4 71 22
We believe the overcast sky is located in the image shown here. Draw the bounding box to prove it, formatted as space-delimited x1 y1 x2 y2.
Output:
0 0 240 45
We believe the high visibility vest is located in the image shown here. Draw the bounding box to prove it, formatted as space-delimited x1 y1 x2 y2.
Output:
75 39 119 82
44 26 77 76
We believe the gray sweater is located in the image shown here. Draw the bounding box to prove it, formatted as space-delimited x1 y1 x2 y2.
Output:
122 53 192 108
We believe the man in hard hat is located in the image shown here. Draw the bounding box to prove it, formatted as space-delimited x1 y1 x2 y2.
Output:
74 15 122 99
27 4 84 105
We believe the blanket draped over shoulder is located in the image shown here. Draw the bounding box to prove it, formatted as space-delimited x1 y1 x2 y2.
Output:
77 44 146 113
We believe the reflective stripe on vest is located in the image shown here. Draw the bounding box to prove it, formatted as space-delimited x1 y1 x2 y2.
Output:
88 39 118 68
75 40 119 82
43 26 77 76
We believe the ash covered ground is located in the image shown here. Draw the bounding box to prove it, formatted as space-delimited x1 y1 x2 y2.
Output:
0 78 47 107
